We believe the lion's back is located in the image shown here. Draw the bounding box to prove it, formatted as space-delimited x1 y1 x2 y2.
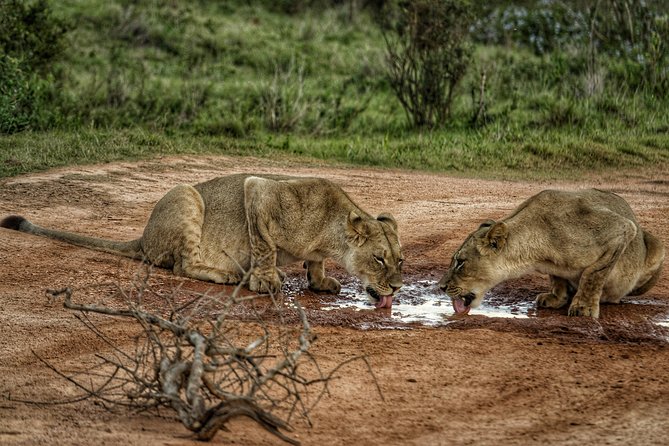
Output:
516 188 637 224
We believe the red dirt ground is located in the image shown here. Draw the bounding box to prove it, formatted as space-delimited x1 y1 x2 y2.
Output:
1 155 668 446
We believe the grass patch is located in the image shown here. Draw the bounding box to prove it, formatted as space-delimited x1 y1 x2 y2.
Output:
3 126 668 180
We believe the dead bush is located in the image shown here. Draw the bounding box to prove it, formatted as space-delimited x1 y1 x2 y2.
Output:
15 267 378 444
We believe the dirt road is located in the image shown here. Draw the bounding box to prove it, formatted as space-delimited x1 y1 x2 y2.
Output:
1 156 668 445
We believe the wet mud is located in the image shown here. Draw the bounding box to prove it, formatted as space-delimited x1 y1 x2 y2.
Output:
165 270 669 345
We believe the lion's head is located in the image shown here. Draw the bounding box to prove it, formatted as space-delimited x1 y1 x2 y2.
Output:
438 220 511 314
344 211 404 308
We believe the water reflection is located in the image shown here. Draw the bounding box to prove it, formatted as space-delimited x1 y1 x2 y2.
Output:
322 279 534 326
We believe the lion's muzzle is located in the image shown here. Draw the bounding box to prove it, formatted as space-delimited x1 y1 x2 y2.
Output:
366 286 395 309
439 279 474 315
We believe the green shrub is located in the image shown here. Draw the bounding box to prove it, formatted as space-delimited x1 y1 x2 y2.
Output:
0 0 68 133
0 0 69 71
0 55 33 133
259 57 310 132
382 0 473 128
471 2 587 55
472 1 669 98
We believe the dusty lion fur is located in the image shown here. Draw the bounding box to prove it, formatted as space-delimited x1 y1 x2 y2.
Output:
439 189 664 318
1 174 404 305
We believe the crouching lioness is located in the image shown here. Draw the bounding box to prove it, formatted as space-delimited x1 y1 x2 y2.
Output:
1 174 404 308
438 189 664 318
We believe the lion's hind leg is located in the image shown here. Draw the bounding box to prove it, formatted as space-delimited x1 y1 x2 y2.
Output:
536 275 572 309
179 249 242 285
143 185 240 285
629 230 665 296
568 214 637 318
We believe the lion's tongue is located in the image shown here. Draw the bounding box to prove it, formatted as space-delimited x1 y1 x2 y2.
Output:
375 295 393 309
452 298 471 315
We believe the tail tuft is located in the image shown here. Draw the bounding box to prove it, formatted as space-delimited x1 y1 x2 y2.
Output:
1 215 27 231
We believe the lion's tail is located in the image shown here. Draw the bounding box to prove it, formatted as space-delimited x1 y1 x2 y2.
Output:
1 215 144 260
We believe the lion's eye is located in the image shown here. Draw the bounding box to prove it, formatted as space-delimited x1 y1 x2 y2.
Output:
398 258 404 266
373 255 385 265
454 259 465 272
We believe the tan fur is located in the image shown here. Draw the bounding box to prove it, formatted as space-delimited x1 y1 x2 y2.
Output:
1 174 404 303
438 189 665 318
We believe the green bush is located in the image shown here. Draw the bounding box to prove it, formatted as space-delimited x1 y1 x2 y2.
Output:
471 2 587 55
0 55 33 133
0 0 69 71
472 0 669 98
382 0 473 128
606 11 669 97
0 0 68 133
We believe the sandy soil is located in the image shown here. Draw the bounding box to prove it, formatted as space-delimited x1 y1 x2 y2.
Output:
1 155 668 446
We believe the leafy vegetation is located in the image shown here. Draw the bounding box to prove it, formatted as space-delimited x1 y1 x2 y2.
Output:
0 0 668 179
0 0 69 133
382 0 473 128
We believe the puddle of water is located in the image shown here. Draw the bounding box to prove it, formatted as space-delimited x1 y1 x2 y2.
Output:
651 309 669 328
284 277 669 333
626 298 669 331
322 279 535 326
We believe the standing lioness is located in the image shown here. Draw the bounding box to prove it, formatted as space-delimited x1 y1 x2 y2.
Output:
1 174 404 308
438 189 664 318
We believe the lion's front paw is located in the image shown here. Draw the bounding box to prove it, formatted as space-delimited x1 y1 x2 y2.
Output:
567 300 599 318
309 277 341 295
249 269 283 294
213 271 242 285
536 292 568 309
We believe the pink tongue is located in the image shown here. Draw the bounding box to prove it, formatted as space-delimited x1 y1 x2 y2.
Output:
452 298 471 315
375 295 393 309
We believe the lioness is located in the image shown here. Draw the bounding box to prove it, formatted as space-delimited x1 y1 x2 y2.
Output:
438 189 664 318
1 174 404 308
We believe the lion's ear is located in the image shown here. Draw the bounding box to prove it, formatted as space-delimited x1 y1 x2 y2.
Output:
347 211 370 246
479 219 496 229
376 213 397 232
484 222 508 252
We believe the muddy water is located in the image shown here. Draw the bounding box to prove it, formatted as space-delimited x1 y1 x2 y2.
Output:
282 276 669 334
318 279 534 326
629 298 669 330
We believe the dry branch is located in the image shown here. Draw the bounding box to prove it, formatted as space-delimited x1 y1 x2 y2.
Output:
30 268 367 445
